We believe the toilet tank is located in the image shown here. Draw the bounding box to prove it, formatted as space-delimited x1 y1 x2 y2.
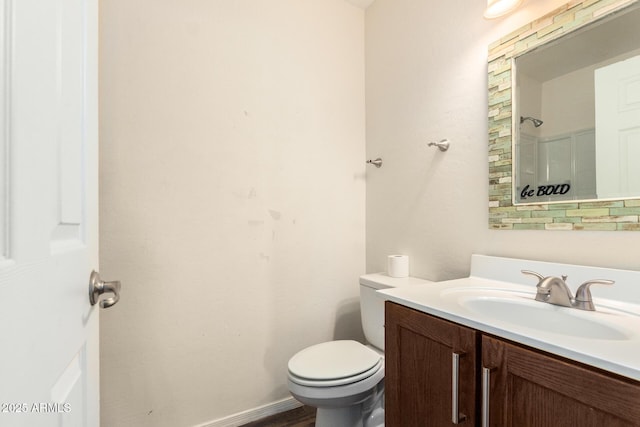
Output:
359 274 433 351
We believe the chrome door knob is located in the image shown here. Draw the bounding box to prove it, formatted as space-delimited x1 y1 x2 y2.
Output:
89 271 121 308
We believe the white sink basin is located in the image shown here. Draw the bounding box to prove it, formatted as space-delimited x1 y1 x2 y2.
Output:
440 287 634 341
462 296 630 340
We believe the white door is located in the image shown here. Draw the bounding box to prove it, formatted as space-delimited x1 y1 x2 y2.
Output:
0 1 106 426
595 54 640 199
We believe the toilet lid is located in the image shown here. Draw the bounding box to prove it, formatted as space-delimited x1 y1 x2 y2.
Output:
288 340 382 381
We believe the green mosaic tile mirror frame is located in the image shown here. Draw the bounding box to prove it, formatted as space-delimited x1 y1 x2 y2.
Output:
488 0 640 231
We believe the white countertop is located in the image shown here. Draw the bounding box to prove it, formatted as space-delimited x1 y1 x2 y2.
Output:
376 255 640 381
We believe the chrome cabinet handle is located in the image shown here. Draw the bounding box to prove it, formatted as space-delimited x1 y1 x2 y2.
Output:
451 352 467 424
89 271 121 309
482 367 493 427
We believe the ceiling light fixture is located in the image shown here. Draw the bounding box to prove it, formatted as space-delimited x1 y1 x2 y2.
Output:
484 0 524 19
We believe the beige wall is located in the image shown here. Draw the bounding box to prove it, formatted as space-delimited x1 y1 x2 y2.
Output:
365 0 640 281
540 68 594 137
99 1 365 426
100 0 640 425
539 47 640 137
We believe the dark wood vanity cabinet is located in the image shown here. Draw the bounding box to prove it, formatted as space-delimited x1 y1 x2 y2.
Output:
385 301 479 426
483 335 640 427
385 301 640 427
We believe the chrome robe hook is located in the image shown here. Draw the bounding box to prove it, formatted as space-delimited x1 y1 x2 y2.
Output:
428 139 450 152
366 158 383 168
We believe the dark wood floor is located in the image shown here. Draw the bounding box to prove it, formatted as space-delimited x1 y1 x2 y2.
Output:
239 405 316 427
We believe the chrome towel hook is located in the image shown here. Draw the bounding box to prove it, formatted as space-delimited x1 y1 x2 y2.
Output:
366 158 383 168
428 139 450 152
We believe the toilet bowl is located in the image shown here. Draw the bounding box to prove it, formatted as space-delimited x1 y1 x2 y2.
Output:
288 341 385 427
287 274 424 427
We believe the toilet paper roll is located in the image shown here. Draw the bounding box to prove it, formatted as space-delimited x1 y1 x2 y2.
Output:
387 255 409 278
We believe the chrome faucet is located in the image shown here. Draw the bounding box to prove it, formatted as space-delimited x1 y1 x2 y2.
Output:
521 270 614 311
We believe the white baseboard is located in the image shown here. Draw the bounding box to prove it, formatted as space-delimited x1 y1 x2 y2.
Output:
193 397 303 427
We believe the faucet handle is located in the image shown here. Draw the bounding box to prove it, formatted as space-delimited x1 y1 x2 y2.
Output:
521 270 545 281
574 279 615 311
522 270 552 301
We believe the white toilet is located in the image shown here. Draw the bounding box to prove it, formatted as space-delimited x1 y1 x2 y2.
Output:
287 274 416 427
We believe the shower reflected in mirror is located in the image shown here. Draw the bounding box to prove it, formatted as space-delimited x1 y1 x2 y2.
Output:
520 116 543 127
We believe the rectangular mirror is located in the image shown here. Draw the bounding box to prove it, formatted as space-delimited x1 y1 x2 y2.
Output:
515 5 640 204
488 0 640 230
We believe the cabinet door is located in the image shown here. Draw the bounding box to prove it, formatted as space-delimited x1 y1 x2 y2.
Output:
482 335 640 427
385 302 478 426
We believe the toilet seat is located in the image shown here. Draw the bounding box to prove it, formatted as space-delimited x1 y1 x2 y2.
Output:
289 359 383 387
288 340 383 387
288 362 385 408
